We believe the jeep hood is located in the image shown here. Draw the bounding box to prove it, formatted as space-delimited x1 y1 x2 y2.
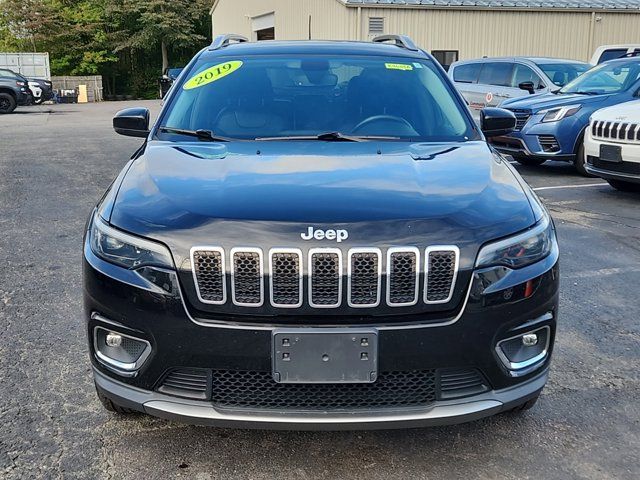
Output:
501 92 611 113
106 140 537 261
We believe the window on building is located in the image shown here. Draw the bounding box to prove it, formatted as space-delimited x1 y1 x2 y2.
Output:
453 63 482 84
478 62 514 87
511 64 544 89
368 17 384 35
431 50 459 71
252 12 275 41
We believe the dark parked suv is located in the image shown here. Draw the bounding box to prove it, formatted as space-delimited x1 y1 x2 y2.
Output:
84 35 559 429
0 68 32 113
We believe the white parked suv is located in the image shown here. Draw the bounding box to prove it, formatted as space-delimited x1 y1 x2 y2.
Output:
585 100 640 192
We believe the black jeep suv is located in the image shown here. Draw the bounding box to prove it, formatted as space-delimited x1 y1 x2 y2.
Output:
84 35 559 430
0 68 32 113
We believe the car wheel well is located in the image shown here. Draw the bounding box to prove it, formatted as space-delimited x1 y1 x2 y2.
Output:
0 88 17 100
573 125 589 155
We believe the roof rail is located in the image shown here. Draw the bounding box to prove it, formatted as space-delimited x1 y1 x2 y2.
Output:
209 34 249 51
619 51 640 59
371 35 419 52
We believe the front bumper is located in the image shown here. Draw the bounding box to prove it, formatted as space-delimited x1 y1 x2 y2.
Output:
584 130 640 184
84 239 559 429
490 113 579 162
94 366 547 430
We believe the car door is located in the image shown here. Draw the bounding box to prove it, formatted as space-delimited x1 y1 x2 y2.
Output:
476 61 515 108
511 63 546 96
451 62 483 109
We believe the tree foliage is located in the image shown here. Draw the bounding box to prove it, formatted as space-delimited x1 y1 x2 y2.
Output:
0 0 211 97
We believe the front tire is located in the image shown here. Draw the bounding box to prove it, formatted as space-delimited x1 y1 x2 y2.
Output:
96 387 136 415
606 179 640 193
574 143 595 177
0 92 17 114
508 394 540 413
515 157 546 167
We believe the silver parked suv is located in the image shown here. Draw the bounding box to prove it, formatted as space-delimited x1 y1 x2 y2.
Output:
449 57 589 121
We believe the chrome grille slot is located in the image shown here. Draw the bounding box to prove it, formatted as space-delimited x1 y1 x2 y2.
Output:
425 247 459 304
231 248 263 306
348 248 381 307
309 249 342 308
269 249 302 307
191 248 226 304
593 120 640 143
387 248 419 306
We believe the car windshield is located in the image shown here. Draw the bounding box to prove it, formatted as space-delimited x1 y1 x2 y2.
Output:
536 62 589 87
159 55 475 142
559 60 640 95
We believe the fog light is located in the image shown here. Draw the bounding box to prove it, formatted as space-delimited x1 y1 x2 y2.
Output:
496 326 550 375
106 332 123 347
93 325 151 375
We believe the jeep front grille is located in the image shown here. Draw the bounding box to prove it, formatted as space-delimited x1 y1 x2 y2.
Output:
190 246 459 309
592 120 640 143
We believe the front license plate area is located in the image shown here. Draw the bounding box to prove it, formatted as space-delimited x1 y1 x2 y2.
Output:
600 144 623 163
272 328 378 384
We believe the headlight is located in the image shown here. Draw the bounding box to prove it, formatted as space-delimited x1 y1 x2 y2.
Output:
89 214 174 269
475 215 555 269
539 105 581 123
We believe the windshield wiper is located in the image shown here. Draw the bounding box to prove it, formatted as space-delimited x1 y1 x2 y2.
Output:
256 131 399 142
571 91 600 96
158 126 231 142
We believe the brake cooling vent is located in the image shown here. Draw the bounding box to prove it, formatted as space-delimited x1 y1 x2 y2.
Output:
157 368 209 400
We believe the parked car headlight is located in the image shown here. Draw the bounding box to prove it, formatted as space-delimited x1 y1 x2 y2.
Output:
89 214 174 269
475 215 555 269
539 105 581 123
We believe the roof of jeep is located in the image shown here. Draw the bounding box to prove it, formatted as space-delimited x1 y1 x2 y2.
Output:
197 40 429 60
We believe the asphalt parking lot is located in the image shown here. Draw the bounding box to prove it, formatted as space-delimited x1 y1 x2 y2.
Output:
1 101 639 480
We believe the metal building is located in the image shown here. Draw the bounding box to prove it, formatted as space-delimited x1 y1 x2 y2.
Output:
210 0 640 65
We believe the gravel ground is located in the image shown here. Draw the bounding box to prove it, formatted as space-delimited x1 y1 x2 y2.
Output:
0 101 638 479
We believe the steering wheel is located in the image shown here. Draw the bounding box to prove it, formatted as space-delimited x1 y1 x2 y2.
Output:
352 115 415 135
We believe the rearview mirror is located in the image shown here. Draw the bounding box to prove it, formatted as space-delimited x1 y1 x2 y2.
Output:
518 81 536 94
113 107 150 138
480 108 516 138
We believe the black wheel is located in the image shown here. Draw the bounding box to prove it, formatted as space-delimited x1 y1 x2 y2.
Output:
0 92 17 114
606 179 640 193
96 387 137 414
574 143 595 177
515 157 546 167
508 394 540 413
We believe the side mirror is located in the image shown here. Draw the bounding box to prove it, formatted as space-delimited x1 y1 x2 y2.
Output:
518 81 536 94
480 107 516 138
113 107 150 138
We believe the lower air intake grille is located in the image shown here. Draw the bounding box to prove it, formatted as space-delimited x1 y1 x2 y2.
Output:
426 249 458 303
232 250 262 306
538 135 560 153
438 368 489 399
388 250 418 305
158 368 209 400
310 250 341 307
192 249 225 303
210 369 437 410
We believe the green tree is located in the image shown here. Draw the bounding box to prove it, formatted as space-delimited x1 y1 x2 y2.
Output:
109 0 210 73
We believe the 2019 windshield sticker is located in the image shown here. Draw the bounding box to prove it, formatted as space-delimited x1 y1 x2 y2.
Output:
183 61 243 90
385 63 413 71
